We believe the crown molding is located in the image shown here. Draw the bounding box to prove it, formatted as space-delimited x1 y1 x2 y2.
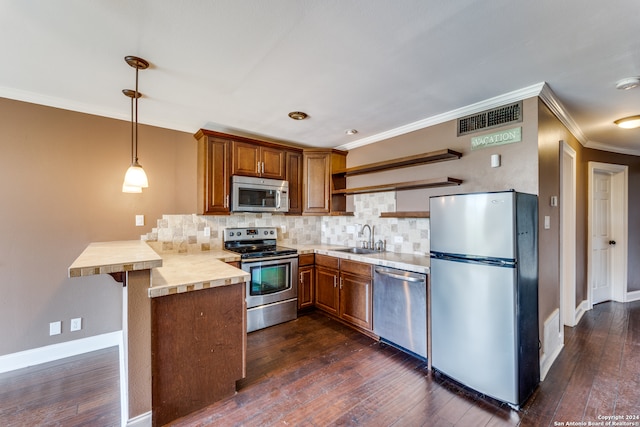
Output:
337 83 546 150
0 86 194 133
584 140 640 156
537 83 588 145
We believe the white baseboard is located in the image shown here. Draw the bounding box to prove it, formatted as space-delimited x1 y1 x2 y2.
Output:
539 308 563 381
0 331 122 374
574 299 589 325
627 290 640 302
126 411 152 427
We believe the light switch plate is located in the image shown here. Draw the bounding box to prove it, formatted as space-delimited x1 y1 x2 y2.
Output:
49 321 61 336
544 216 551 229
135 214 144 226
70 318 82 332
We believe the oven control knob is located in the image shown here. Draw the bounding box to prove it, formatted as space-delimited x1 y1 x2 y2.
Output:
237 231 242 236
270 230 274 235
229 232 234 237
264 230 268 235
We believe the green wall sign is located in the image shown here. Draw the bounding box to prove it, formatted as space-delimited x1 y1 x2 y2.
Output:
471 127 522 150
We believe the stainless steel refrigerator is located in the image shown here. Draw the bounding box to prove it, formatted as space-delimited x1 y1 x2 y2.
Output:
429 190 539 408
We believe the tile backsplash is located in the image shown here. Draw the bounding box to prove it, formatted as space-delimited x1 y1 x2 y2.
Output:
144 193 430 255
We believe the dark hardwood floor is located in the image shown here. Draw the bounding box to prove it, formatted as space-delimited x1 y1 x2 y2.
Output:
1 301 638 426
0 346 120 426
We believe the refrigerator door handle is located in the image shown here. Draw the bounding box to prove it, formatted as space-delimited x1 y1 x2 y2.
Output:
430 252 516 268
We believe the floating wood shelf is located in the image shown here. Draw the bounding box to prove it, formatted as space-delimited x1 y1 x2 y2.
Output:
328 211 354 216
380 211 430 218
332 177 462 195
332 149 462 177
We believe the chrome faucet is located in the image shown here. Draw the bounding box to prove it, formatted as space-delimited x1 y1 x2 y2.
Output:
361 224 375 249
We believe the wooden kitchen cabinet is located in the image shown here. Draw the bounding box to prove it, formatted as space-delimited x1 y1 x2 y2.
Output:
339 260 373 331
195 130 231 214
314 254 340 315
232 140 286 180
302 149 347 214
298 253 315 310
314 254 373 331
286 150 303 215
194 129 304 215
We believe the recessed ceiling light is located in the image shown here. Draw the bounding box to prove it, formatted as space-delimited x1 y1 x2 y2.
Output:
345 129 358 135
615 77 640 90
288 111 308 120
614 115 640 129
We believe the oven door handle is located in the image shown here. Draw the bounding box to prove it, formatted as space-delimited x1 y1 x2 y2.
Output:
241 254 298 263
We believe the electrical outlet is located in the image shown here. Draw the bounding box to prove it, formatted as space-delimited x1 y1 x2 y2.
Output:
70 318 82 332
49 321 61 336
280 225 287 234
204 226 211 237
135 214 145 226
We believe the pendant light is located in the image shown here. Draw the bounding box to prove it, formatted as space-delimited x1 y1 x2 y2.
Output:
122 55 150 193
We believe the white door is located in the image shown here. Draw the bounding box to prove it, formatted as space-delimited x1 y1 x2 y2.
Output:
591 171 614 304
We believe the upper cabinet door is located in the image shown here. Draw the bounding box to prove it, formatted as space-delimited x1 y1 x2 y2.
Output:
260 146 286 180
232 141 286 180
232 141 261 177
197 135 231 215
286 150 303 215
303 151 331 214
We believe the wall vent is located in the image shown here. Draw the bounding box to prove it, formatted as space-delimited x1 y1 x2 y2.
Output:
457 101 523 136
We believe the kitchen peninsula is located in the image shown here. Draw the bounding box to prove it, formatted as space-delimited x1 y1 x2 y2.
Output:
68 241 249 427
69 239 430 426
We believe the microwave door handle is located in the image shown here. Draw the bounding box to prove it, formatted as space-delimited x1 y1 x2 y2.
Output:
275 191 281 209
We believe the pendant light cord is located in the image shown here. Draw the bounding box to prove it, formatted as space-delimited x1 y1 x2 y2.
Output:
134 66 139 164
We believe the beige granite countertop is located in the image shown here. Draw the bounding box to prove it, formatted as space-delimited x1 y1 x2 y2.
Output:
292 244 430 274
69 240 428 300
149 251 249 298
68 240 163 277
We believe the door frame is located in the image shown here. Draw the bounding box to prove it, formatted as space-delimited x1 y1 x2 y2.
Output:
587 162 628 307
560 141 576 327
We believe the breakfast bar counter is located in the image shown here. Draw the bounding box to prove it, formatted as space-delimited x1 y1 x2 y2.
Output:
68 241 249 427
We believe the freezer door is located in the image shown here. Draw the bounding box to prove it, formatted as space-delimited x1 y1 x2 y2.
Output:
431 257 518 405
430 191 516 259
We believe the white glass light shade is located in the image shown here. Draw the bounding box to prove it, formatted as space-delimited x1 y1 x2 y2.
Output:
123 163 149 189
614 115 640 129
122 183 143 193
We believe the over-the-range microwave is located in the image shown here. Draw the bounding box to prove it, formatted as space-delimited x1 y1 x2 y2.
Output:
231 175 289 213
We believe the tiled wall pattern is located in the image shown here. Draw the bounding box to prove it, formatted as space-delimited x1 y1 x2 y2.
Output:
321 193 430 255
144 193 430 255
143 213 323 253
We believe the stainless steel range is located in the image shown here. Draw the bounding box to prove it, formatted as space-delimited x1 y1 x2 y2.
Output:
224 227 298 332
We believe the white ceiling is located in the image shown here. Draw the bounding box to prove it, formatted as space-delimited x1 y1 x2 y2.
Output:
2 0 639 154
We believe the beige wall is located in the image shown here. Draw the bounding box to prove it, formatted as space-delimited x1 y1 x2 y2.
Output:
0 97 196 355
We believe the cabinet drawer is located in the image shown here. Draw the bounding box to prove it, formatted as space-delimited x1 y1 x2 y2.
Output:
340 259 372 278
299 253 315 266
315 254 340 269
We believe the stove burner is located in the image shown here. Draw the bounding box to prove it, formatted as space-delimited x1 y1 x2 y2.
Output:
224 227 297 260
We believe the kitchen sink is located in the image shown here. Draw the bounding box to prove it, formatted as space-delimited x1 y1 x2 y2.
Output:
335 247 380 255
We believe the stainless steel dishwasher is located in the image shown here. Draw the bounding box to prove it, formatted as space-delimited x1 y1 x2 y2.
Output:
373 266 427 359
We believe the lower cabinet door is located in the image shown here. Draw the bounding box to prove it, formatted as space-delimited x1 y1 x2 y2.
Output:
315 267 339 315
339 273 372 331
298 265 315 309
